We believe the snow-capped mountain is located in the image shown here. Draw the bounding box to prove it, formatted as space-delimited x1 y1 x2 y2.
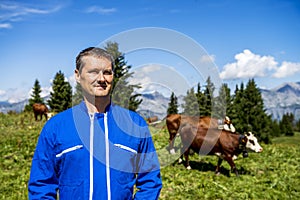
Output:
0 99 28 113
261 82 300 121
137 91 184 120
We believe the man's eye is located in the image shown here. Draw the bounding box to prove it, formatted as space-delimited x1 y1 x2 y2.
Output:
103 70 113 75
89 70 98 74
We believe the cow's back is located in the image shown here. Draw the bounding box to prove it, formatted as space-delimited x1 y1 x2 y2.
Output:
198 116 218 129
180 125 221 155
32 103 48 114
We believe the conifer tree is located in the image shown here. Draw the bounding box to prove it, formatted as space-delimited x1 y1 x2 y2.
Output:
47 70 72 113
270 119 281 137
232 79 272 143
203 76 215 116
183 88 199 116
167 92 178 115
24 79 44 112
231 83 246 132
196 83 206 116
296 119 300 132
214 83 231 119
280 113 294 136
104 42 142 111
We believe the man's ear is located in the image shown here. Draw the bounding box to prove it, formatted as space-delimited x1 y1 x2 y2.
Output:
75 69 80 84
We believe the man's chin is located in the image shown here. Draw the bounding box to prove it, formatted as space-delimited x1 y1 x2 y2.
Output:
94 93 110 98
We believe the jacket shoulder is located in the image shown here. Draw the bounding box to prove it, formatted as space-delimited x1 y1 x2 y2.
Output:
111 105 146 126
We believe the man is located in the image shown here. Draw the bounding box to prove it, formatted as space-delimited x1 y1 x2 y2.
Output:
28 47 162 199
223 116 236 133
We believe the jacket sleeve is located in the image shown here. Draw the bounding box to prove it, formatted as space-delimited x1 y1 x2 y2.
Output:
134 127 162 200
28 125 58 200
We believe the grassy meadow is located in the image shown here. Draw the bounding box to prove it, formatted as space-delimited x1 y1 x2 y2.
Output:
0 112 299 199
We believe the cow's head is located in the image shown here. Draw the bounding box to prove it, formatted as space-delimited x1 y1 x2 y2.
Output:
245 132 263 153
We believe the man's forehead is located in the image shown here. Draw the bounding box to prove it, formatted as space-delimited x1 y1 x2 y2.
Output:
82 56 112 67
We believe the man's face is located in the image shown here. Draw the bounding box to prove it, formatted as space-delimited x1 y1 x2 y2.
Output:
75 56 114 98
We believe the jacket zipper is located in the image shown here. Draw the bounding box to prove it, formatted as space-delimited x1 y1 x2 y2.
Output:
89 112 111 200
104 112 111 200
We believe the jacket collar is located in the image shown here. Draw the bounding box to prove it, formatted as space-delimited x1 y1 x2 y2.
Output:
78 100 113 116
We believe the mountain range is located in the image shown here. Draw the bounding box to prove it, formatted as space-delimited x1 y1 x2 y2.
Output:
1 82 300 121
260 82 300 121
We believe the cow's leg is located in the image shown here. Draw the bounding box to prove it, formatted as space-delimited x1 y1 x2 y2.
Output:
183 148 191 170
34 113 38 121
215 157 223 175
169 131 177 154
224 156 238 176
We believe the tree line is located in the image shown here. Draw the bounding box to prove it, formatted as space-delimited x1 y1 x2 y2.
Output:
167 78 300 143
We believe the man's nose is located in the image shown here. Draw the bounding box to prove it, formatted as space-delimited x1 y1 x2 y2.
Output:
97 71 105 81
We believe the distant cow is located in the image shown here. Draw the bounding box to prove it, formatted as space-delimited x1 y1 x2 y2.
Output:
32 103 49 121
179 123 263 176
147 116 158 124
166 114 219 154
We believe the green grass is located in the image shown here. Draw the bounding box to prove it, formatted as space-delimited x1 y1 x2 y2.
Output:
1 113 300 199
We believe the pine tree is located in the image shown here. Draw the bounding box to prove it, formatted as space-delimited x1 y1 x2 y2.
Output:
196 83 206 116
214 83 231 119
47 70 72 113
280 113 294 136
24 79 44 112
231 83 246 132
232 79 272 143
104 42 142 111
203 76 215 116
296 119 300 132
183 88 199 116
270 119 281 137
72 83 83 106
167 92 178 115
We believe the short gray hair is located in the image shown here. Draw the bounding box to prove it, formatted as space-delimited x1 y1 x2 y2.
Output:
76 47 115 73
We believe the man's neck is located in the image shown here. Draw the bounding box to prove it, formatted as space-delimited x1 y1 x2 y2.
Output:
84 96 111 113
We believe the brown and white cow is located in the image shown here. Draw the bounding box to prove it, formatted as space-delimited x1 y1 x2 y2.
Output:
179 123 263 176
166 114 219 154
32 103 49 121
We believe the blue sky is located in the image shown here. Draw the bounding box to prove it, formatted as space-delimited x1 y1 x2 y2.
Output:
1 0 300 103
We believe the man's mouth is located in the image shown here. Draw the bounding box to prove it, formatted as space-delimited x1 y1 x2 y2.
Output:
95 84 107 90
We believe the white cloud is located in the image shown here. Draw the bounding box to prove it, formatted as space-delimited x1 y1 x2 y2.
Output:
220 49 278 79
272 61 300 78
0 23 12 29
0 89 6 96
23 6 62 14
0 2 62 28
0 87 28 103
85 6 117 15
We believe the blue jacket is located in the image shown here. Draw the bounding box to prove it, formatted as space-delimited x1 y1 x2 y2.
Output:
28 101 162 199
